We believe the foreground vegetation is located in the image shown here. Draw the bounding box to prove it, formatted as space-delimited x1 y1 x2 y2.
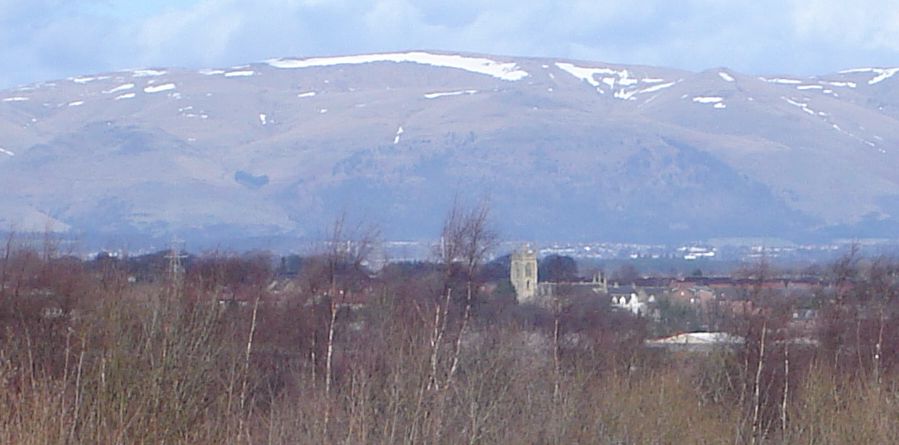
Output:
1 226 899 444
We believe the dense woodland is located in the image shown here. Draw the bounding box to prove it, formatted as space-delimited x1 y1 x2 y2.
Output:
1 208 899 444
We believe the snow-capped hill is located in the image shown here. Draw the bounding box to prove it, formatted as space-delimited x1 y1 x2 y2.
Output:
2 51 899 247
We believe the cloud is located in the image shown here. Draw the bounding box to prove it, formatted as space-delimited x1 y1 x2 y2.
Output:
1 0 898 88
0 0 126 86
791 0 899 51
133 0 245 67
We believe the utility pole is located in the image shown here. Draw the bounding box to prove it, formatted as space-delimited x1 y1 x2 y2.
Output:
165 239 187 298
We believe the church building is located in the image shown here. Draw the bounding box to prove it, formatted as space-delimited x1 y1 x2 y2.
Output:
510 245 538 303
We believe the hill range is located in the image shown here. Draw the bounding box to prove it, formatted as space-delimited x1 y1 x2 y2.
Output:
2 51 899 248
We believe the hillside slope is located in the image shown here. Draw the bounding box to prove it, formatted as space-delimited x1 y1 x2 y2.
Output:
2 51 898 245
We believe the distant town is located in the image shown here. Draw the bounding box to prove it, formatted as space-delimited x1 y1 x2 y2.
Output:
371 238 895 266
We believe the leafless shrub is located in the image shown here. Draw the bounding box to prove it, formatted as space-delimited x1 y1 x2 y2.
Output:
3 225 899 444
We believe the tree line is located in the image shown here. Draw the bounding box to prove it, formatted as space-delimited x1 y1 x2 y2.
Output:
0 206 898 443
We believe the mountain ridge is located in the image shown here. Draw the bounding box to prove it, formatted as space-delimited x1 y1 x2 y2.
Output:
2 50 899 248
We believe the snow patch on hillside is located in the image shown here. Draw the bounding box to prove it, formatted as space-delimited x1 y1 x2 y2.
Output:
144 84 176 93
782 97 817 115
259 113 267 125
555 62 670 100
115 93 136 100
424 90 477 99
760 77 802 85
104 83 135 94
2 97 28 102
68 101 84 107
831 123 880 150
555 63 608 88
297 91 317 98
0 148 14 157
199 69 226 76
394 126 404 144
634 82 676 95
692 96 726 109
132 69 167 77
868 69 898 84
796 84 839 97
267 52 529 81
718 72 735 82
616 82 676 100
71 76 109 84
225 70 255 77
822 81 856 88
840 67 899 84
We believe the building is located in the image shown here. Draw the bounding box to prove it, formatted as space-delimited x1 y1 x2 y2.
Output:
510 244 610 306
510 245 538 303
645 332 744 352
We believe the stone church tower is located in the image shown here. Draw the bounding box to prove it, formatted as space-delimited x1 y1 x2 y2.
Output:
510 245 538 303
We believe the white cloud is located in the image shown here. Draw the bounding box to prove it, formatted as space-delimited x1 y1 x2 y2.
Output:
1 0 898 89
134 0 244 66
790 0 899 52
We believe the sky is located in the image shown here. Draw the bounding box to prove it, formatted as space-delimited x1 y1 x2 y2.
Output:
2 0 898 89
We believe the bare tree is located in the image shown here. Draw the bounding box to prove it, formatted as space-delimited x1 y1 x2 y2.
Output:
315 213 381 296
41 221 61 263
426 199 499 390
314 214 379 441
431 199 498 442
436 198 498 305
0 228 15 299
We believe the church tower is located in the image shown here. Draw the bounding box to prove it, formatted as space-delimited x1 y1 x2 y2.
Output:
510 245 538 303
